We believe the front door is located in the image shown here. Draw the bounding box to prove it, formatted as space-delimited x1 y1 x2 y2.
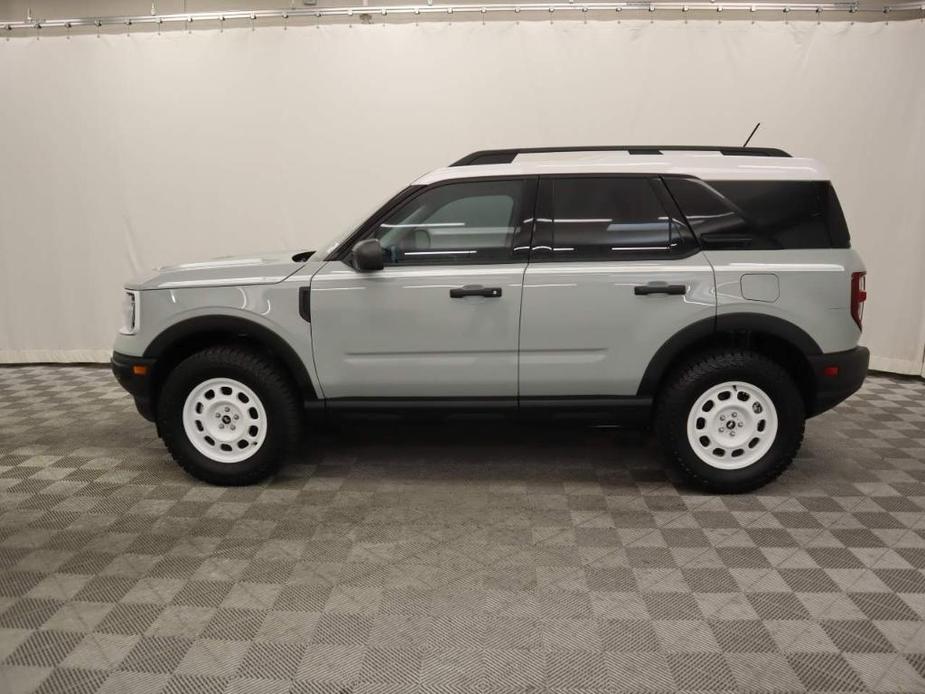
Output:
310 177 536 400
519 176 717 397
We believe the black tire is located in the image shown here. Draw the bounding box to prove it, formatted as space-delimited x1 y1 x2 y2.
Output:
654 349 805 493
156 346 300 485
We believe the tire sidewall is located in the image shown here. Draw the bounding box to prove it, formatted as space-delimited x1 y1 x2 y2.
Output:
158 355 292 483
664 356 804 490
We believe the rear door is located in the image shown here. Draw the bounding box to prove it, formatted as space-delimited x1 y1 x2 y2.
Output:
518 176 716 398
310 177 536 400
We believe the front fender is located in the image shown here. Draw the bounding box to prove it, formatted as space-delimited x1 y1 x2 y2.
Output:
115 282 322 402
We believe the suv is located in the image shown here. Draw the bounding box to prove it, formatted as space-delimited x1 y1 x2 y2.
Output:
112 145 869 492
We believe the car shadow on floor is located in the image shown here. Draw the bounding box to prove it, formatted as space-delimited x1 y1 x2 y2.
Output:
283 418 677 487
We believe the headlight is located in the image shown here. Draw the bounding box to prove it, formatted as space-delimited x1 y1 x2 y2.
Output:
120 290 140 335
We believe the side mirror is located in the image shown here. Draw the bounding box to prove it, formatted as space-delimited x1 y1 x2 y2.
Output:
352 238 384 272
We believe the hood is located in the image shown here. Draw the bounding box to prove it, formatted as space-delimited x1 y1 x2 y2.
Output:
126 250 315 290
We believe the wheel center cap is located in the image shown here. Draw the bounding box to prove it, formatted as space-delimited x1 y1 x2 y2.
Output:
222 415 231 424
726 420 736 430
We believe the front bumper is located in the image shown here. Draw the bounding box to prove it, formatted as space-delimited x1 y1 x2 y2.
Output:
111 351 157 421
807 346 870 417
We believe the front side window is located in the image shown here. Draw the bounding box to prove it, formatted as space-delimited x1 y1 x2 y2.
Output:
373 180 525 264
545 178 673 259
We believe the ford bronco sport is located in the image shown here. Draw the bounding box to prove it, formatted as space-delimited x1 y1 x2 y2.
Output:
112 146 869 492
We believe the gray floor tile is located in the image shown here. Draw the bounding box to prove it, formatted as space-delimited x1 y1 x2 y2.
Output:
0 368 923 692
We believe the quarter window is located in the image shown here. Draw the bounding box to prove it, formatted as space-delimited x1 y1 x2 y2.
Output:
661 178 748 240
374 180 525 264
545 178 673 259
664 178 849 249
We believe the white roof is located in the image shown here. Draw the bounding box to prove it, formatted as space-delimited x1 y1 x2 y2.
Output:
414 150 829 185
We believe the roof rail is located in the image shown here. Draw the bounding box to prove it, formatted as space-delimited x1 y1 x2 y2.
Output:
450 145 791 166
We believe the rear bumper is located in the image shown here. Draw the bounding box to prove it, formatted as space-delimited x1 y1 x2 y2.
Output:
111 351 157 421
807 346 869 417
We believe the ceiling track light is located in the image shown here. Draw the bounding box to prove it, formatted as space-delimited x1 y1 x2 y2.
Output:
0 1 919 31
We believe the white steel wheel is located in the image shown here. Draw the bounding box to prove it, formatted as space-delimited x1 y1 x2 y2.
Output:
686 381 778 470
182 378 267 464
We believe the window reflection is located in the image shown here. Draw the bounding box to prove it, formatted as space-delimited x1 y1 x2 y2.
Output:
375 180 524 264
664 178 847 249
549 178 672 259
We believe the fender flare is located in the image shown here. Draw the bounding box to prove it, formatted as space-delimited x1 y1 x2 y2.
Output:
143 315 316 400
636 313 821 397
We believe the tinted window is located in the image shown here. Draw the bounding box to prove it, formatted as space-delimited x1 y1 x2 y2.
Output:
665 178 849 249
374 180 524 264
547 178 672 259
661 178 749 239
821 183 850 248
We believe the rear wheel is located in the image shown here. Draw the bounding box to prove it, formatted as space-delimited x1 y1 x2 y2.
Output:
157 346 300 485
654 350 805 493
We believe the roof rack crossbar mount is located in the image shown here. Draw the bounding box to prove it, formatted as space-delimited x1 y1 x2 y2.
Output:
451 145 791 167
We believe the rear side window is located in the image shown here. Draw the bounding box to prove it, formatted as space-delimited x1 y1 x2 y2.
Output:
543 177 673 259
664 178 850 249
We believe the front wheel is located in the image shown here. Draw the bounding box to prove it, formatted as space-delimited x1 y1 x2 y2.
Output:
654 350 805 493
157 347 300 485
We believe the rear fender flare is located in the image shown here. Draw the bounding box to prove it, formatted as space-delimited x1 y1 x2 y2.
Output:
637 313 821 398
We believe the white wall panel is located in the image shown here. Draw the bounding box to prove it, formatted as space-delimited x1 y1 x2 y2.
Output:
0 20 923 372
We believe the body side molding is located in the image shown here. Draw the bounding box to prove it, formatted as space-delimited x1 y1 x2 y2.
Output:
320 395 651 423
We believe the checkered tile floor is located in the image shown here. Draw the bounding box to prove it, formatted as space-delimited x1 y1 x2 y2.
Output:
1 366 924 693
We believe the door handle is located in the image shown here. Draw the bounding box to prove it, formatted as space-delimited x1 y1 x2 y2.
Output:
450 285 502 298
634 283 687 296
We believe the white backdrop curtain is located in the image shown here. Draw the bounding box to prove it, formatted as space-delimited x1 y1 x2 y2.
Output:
1 19 924 373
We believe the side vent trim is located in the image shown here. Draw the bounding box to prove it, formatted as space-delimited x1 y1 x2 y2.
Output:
299 286 311 323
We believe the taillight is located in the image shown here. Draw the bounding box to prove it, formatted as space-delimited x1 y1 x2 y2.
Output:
851 271 867 330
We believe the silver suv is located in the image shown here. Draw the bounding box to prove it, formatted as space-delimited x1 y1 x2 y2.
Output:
112 146 869 492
